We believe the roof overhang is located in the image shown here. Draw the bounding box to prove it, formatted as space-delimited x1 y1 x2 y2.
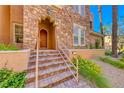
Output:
89 31 104 38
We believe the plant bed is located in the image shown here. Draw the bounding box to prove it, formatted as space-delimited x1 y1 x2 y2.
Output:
0 68 26 88
100 56 124 69
0 43 19 51
73 56 111 88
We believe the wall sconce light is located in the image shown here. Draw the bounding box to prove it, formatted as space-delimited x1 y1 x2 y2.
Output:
72 51 77 55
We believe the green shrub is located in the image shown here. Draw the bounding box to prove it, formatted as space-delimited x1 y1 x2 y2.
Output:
0 68 26 88
73 56 101 74
73 56 111 88
105 50 112 56
95 39 101 49
0 68 12 83
0 43 19 50
119 54 124 62
100 56 124 68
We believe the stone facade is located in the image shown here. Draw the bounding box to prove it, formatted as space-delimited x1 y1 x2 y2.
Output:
23 5 92 49
89 31 103 48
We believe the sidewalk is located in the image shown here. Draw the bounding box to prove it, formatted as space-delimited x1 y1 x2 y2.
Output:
93 59 124 88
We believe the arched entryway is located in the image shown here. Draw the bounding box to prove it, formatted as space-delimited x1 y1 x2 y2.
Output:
38 16 56 49
40 29 47 49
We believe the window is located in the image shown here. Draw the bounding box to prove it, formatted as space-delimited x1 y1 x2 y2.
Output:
73 5 85 16
52 5 63 9
14 23 23 43
81 6 85 16
90 21 93 29
81 29 85 45
73 24 85 46
73 5 79 13
73 26 79 45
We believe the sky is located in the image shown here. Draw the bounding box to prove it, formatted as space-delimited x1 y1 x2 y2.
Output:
90 5 124 33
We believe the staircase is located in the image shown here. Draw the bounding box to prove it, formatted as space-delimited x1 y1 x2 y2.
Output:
26 50 80 88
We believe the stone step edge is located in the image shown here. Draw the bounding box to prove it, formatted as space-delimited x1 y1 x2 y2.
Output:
40 71 76 88
29 56 66 63
26 65 74 84
30 53 64 58
32 50 59 52
27 61 68 71
28 59 68 66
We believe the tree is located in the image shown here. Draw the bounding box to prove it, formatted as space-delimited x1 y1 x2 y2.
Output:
98 5 104 48
112 5 118 58
118 17 124 53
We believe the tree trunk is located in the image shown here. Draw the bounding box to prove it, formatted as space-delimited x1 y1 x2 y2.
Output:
98 5 104 48
112 5 118 58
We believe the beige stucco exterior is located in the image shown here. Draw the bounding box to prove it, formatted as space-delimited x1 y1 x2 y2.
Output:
0 5 23 48
0 6 10 44
70 49 105 59
0 49 30 72
10 5 23 47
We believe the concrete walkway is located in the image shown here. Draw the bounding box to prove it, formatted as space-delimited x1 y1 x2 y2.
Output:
94 59 124 88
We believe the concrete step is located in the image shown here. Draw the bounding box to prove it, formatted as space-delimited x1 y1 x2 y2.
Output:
53 78 77 88
27 61 70 73
26 70 76 88
28 58 68 66
26 64 73 83
28 60 68 71
29 54 65 60
39 70 76 88
26 50 78 88
31 50 59 55
30 53 64 59
29 56 66 63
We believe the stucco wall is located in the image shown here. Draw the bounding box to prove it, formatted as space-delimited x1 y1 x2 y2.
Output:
0 6 10 44
0 49 30 72
10 5 23 48
69 49 105 59
0 5 23 46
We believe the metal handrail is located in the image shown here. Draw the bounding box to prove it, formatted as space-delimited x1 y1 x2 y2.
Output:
58 50 78 82
35 35 39 88
57 39 79 83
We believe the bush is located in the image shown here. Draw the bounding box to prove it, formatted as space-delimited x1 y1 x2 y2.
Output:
0 68 12 83
95 39 101 49
0 68 26 88
119 54 124 62
100 56 124 68
73 56 110 88
0 43 19 50
105 50 112 56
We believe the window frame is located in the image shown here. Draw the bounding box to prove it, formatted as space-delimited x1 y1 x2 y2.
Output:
13 23 23 43
52 5 63 9
73 24 86 47
73 5 85 16
73 25 79 46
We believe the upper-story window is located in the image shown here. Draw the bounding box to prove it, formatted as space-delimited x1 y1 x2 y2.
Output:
73 5 85 16
73 24 85 46
52 5 64 9
13 23 23 43
90 21 93 29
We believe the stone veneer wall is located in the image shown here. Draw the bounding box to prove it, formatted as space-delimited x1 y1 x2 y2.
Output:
89 34 103 48
23 5 91 49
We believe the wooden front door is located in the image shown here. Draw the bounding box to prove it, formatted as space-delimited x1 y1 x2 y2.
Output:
40 29 47 49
